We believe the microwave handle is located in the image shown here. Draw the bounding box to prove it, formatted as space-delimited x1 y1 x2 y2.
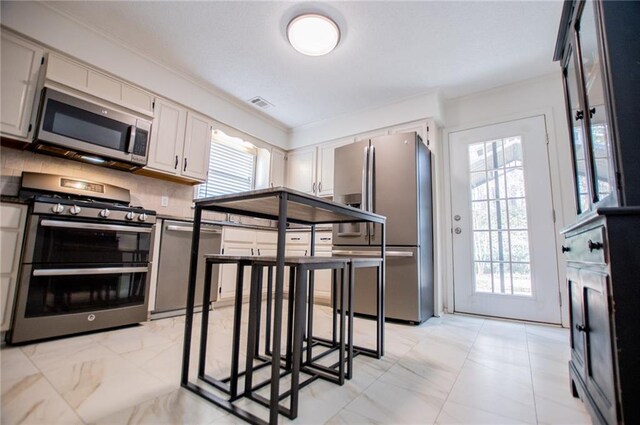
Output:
126 125 136 153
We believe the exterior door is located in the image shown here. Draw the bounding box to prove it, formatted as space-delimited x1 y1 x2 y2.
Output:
450 115 561 323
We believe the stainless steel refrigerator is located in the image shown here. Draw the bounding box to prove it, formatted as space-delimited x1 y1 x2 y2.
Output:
332 132 433 323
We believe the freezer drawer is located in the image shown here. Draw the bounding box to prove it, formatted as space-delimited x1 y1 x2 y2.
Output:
332 246 432 323
154 220 222 315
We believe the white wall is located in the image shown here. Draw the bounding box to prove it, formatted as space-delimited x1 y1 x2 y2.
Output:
289 91 444 148
442 72 574 326
0 1 289 149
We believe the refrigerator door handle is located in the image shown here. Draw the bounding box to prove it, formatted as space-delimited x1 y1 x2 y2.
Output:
368 145 375 237
362 145 369 211
361 144 370 238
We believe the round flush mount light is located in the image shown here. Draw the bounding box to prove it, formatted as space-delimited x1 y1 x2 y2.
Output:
287 14 340 56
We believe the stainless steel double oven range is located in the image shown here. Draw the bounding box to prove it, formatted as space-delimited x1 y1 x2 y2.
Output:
8 172 157 344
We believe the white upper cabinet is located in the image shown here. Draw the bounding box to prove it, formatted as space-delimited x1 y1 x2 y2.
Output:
182 111 212 181
286 138 353 196
316 138 352 196
389 120 430 145
146 98 212 183
147 98 187 175
270 149 286 188
0 32 44 141
45 53 154 117
287 146 317 194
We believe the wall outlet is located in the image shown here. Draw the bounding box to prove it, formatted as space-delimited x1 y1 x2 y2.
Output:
161 196 169 207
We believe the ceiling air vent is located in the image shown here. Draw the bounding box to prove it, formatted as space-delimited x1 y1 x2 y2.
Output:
248 96 273 109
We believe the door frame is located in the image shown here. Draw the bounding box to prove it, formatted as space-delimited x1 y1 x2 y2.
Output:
443 108 570 327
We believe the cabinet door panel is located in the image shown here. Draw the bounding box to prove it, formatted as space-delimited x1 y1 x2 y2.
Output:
583 270 616 424
270 149 286 188
568 270 586 372
317 139 352 197
575 0 616 205
218 246 253 299
286 148 316 194
182 112 211 181
147 99 186 174
0 33 43 139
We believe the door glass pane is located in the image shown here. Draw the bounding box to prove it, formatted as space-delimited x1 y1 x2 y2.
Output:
468 138 532 296
577 0 614 203
564 47 590 213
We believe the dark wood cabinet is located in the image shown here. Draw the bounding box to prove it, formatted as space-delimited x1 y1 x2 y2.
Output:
555 1 640 424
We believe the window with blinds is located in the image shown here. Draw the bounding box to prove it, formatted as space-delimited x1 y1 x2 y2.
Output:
196 140 256 199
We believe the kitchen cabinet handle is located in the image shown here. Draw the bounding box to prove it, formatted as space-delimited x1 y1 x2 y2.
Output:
318 182 322 192
291 237 301 241
183 158 188 172
575 324 587 333
588 240 603 252
320 237 331 241
312 182 317 193
561 245 570 253
174 155 179 169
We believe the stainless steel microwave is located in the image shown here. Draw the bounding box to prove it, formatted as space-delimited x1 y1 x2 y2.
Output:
35 88 151 169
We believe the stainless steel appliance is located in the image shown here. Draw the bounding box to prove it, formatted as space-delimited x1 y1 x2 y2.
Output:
35 88 151 171
332 132 433 323
8 172 157 344
153 219 222 318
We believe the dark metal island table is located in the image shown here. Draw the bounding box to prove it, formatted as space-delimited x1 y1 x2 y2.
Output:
180 187 386 425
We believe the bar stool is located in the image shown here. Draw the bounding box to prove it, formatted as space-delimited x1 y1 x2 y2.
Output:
346 257 384 379
308 257 383 379
198 255 268 400
245 256 350 420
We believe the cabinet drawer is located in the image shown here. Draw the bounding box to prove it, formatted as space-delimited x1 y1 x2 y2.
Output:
256 230 277 244
564 225 607 265
286 232 309 245
223 227 256 244
315 232 333 245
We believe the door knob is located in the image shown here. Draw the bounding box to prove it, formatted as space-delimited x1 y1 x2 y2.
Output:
454 215 461 221
454 227 462 234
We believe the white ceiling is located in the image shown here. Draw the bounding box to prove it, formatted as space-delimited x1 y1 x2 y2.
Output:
45 1 564 130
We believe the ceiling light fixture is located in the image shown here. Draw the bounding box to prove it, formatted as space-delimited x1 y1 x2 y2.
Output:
287 14 340 56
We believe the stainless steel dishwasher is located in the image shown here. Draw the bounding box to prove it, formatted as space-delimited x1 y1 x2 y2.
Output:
154 220 222 317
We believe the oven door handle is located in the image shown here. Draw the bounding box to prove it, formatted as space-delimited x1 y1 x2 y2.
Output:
40 220 153 233
33 266 149 277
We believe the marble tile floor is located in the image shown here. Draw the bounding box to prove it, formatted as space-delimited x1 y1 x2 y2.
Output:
0 304 592 425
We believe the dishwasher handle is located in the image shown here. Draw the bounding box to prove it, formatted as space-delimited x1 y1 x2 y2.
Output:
166 224 222 234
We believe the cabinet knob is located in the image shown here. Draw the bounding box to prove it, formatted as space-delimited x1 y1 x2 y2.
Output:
561 245 570 253
574 110 584 121
588 240 603 252
575 324 587 333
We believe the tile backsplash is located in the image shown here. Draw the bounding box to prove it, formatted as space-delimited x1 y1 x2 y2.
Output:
1 146 198 218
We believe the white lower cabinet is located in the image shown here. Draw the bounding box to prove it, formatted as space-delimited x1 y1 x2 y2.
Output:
1 204 28 332
218 228 256 300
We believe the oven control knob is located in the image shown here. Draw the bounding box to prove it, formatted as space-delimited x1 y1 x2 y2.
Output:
99 208 110 218
51 203 65 214
69 205 82 215
138 212 148 222
125 211 135 221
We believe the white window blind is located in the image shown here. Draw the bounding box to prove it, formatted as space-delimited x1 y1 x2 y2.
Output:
196 140 255 199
